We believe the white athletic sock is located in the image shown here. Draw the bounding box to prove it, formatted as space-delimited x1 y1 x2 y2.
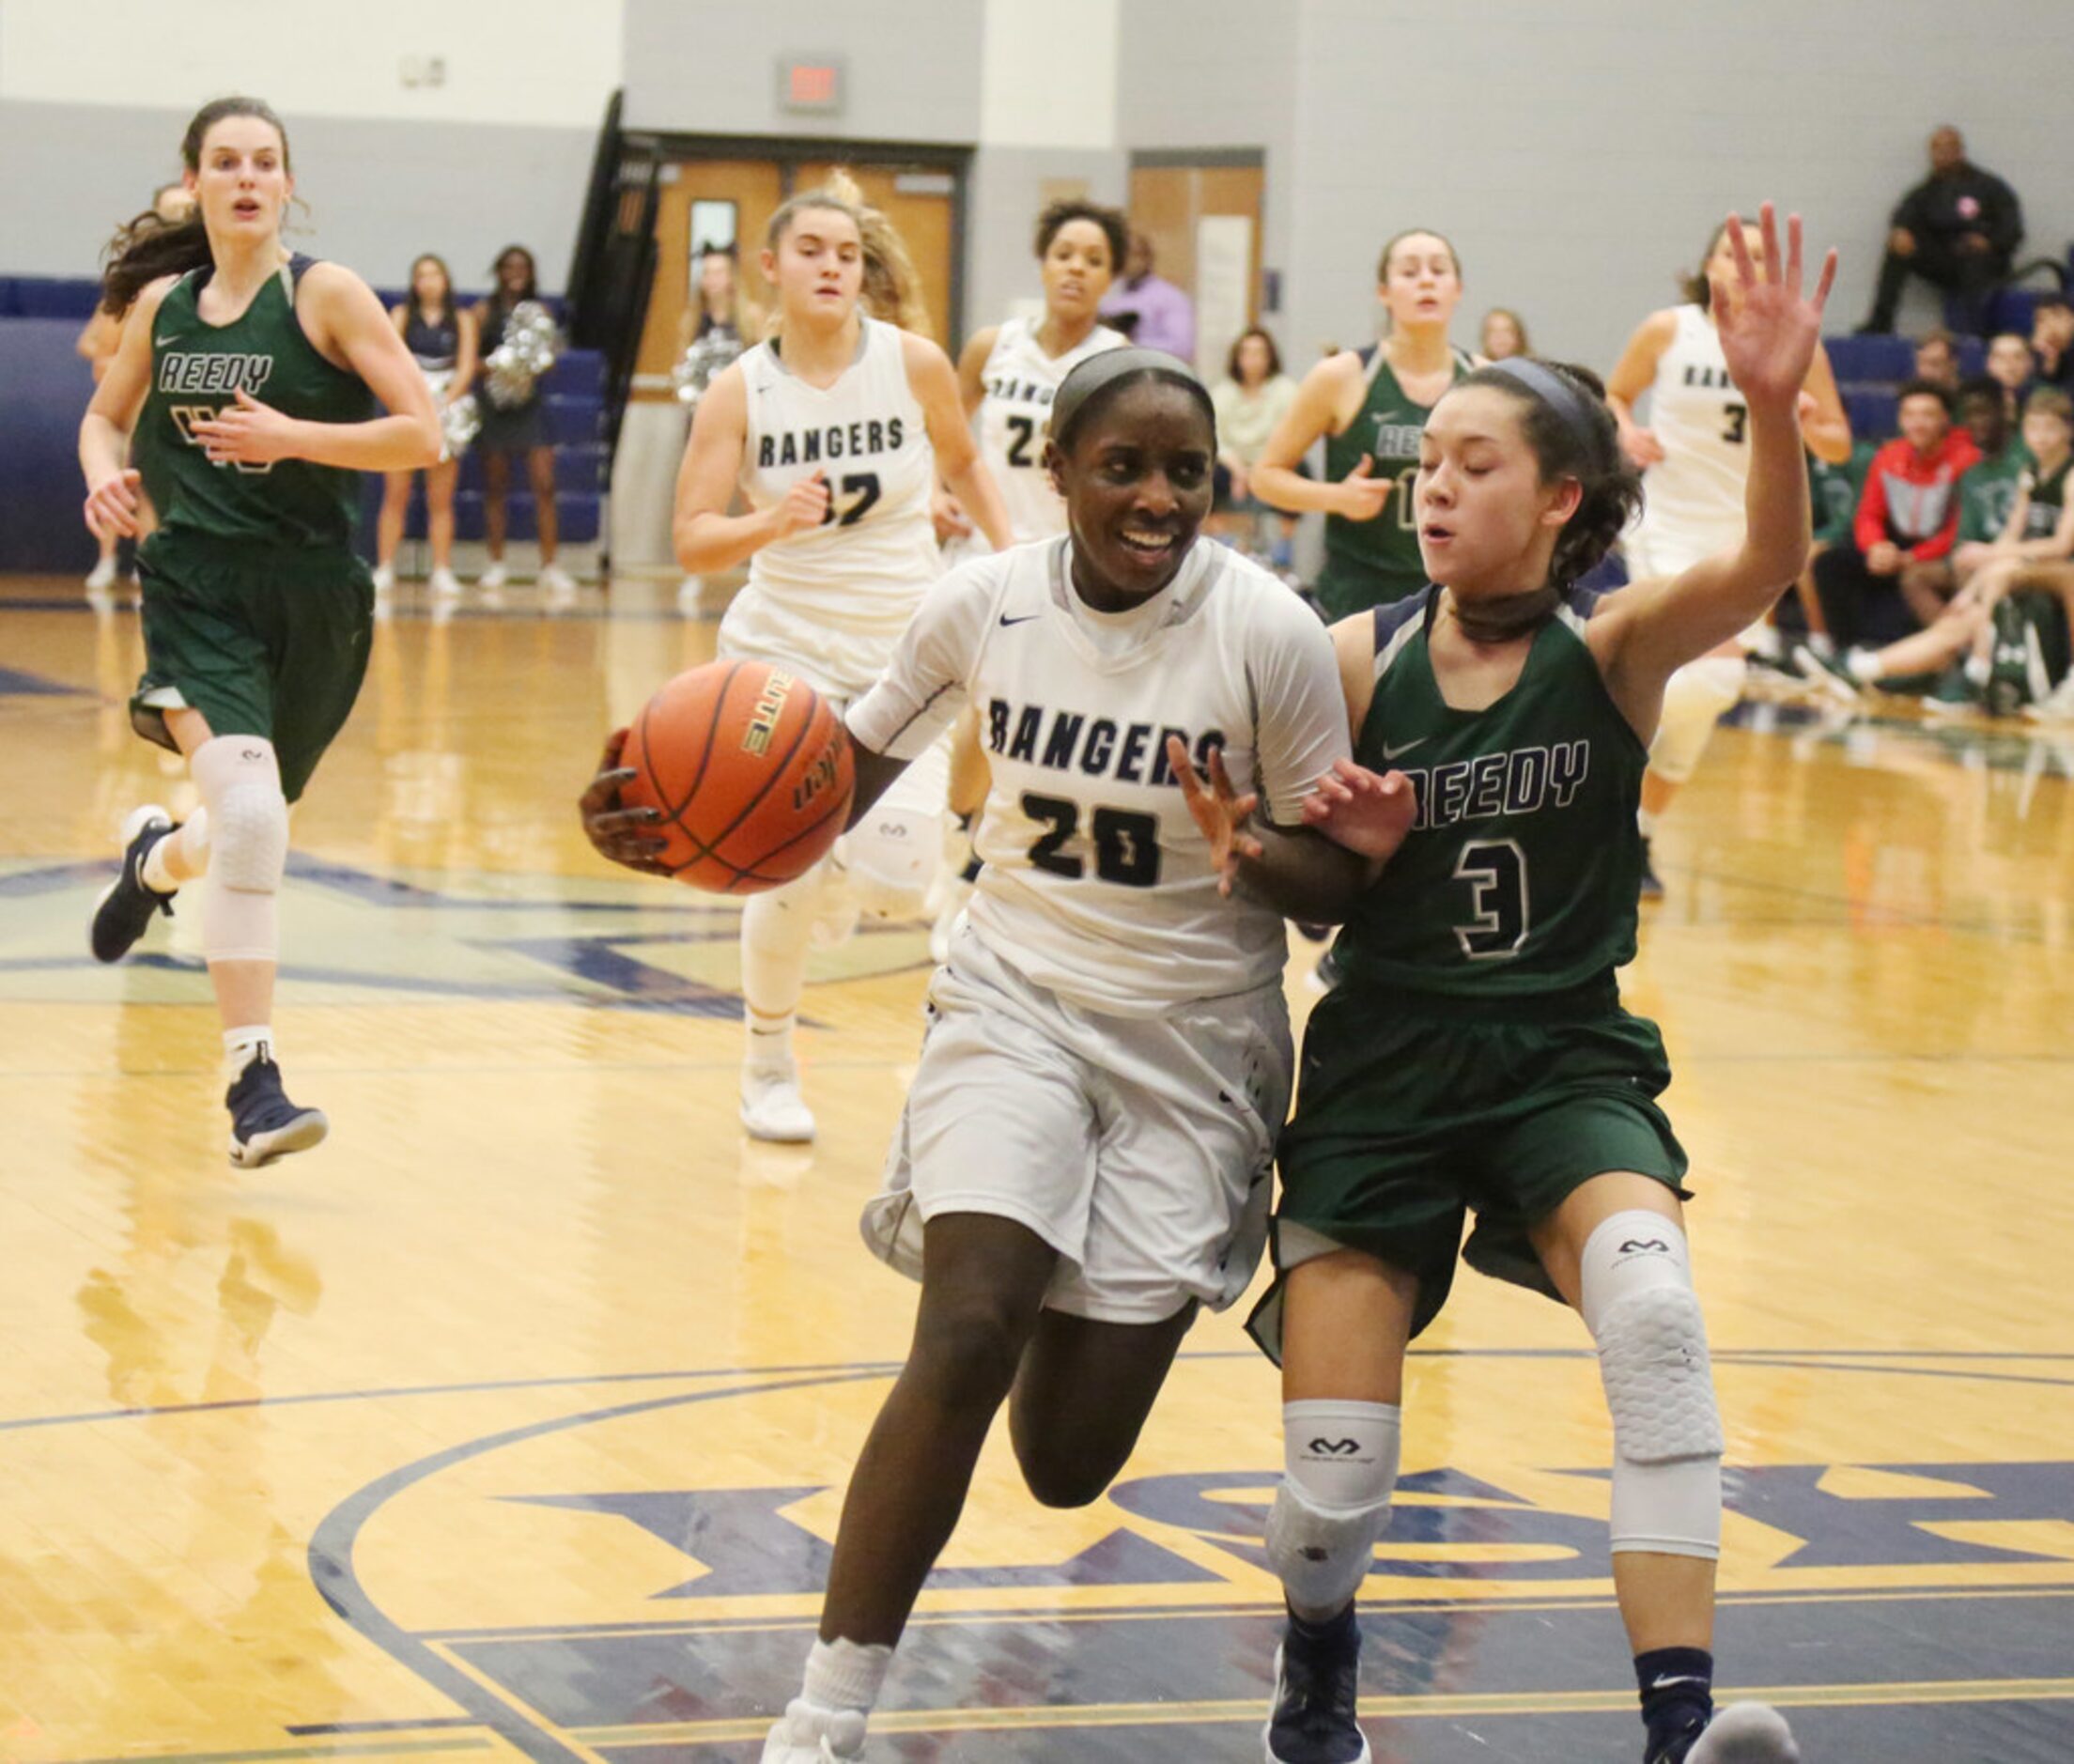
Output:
745 1010 797 1076
1636 807 1659 839
142 808 209 894
224 1025 272 1077
800 1636 891 1715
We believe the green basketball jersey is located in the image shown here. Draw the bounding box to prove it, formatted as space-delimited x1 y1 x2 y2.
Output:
1958 442 2030 546
1333 589 1647 1000
2019 454 2070 539
1809 441 1876 548
134 255 377 551
1316 347 1473 618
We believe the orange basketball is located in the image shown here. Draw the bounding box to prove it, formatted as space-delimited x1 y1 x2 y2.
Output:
620 660 854 893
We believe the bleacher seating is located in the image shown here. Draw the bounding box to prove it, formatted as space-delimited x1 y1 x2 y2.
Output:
0 276 602 574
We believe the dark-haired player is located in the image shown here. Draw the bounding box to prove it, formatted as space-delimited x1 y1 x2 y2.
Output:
79 96 440 1165
1183 208 1833 1764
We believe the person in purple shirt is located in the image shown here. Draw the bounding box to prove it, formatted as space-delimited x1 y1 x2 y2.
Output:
1098 232 1196 364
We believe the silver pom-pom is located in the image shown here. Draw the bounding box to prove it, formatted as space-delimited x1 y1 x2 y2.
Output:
485 300 560 410
673 331 745 408
421 367 479 458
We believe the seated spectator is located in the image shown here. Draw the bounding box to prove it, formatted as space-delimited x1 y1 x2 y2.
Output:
1811 380 1980 648
1478 307 1530 361
1208 325 1300 566
1987 332 2036 419
2033 295 2074 394
1860 125 2023 336
1097 232 1195 364
1802 387 2074 715
1912 327 1960 391
1789 437 1880 649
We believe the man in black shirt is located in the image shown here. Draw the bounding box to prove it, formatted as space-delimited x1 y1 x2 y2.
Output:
1861 125 2023 336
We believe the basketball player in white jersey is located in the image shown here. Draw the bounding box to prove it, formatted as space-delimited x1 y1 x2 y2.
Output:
1608 219 1850 895
695 351 1363 1762
672 187 1011 1141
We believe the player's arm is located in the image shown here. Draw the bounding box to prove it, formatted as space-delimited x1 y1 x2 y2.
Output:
79 279 171 539
909 332 1012 551
1605 309 1675 469
1798 342 1852 465
955 326 996 419
673 364 826 571
1594 208 1836 731
1250 351 1389 520
189 264 441 472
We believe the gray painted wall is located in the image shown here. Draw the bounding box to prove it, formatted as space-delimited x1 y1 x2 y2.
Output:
0 100 595 291
620 0 983 143
966 147 1129 336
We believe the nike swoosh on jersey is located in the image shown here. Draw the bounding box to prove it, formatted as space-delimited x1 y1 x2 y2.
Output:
156 334 178 347
1381 737 1427 759
998 612 1041 627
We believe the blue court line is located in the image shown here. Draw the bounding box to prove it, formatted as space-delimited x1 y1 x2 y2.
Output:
307 1369 896 1764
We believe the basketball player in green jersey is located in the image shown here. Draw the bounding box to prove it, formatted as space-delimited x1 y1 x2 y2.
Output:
80 96 441 1167
1177 207 1834 1764
1251 229 1476 618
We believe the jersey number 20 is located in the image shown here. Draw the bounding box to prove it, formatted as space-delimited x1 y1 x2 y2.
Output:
1022 793 1161 887
1453 839 1529 958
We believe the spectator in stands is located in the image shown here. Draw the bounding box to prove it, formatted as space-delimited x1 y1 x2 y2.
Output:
1950 375 2032 575
1097 232 1195 364
1208 324 1299 565
2032 296 2074 393
472 244 576 605
1860 126 2022 336
1912 327 1960 391
1792 435 1880 651
1478 307 1529 361
1987 332 2035 421
1812 380 1979 647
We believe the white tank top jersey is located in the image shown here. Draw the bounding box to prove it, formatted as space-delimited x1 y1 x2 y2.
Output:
976 317 1129 543
1631 303 1751 573
846 537 1350 1016
736 317 940 637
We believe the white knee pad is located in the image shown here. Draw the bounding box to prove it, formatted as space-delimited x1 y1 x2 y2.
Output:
1264 1400 1401 1618
192 736 288 964
1582 1212 1724 1560
1647 656 1745 785
844 804 940 921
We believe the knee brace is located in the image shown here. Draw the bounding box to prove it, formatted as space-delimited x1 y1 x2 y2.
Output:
844 803 940 921
192 736 288 964
1264 1400 1401 1618
1582 1212 1724 1560
1647 657 1745 785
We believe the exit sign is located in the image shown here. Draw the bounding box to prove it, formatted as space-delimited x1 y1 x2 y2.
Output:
778 54 844 115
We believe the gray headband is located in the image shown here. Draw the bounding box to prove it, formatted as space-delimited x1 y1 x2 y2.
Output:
1486 357 1601 454
1051 347 1215 451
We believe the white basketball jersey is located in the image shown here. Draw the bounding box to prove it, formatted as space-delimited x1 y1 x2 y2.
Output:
736 317 939 638
1630 304 1750 575
976 317 1129 543
847 537 1349 1016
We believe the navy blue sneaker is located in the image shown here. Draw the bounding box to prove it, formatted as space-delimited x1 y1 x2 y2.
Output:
226 1054 329 1169
90 805 176 963
1264 1610 1369 1763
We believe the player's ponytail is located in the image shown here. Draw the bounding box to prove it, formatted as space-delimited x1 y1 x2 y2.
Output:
1463 359 1643 590
101 96 292 317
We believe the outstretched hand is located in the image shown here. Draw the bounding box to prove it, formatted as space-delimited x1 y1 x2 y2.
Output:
1168 735 1260 897
579 728 673 877
1298 757 1418 863
1711 203 1837 413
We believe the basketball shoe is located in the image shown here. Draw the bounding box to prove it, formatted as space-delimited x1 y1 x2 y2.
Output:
1653 1701 1800 1763
227 1053 329 1169
760 1700 865 1760
90 805 176 963
1264 1606 1369 1763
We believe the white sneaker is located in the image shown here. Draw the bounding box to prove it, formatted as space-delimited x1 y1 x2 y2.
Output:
428 567 461 599
371 562 395 595
2025 674 2074 722
85 554 119 592
1685 1702 1800 1762
477 563 508 592
538 564 580 609
760 1700 864 1761
741 1063 816 1143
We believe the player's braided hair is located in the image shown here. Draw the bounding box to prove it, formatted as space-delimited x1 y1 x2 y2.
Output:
101 97 289 317
1462 360 1643 589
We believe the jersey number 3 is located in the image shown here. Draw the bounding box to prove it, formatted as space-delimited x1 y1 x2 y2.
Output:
1453 839 1529 958
1022 793 1161 887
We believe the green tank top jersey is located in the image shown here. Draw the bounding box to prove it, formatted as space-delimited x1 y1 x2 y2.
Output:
1958 443 2029 545
134 254 377 552
1317 347 1474 616
1333 587 1647 1001
2020 455 2070 539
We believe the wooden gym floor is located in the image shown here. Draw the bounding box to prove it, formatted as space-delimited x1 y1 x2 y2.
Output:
2 575 2071 1763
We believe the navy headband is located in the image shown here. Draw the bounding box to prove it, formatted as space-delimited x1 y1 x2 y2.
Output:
1485 357 1601 454
1051 347 1215 451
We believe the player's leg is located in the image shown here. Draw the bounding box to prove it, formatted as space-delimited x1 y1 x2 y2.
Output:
736 861 828 1141
1527 1173 1795 1764
1005 1303 1198 1507
426 456 461 596
480 447 511 587
1796 595 1985 697
1638 652 1745 899
532 444 576 598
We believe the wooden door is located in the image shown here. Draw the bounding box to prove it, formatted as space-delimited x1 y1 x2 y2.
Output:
1127 162 1266 379
632 159 783 405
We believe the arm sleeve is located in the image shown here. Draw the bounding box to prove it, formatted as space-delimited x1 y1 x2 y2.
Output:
844 564 994 761
1247 595 1355 827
